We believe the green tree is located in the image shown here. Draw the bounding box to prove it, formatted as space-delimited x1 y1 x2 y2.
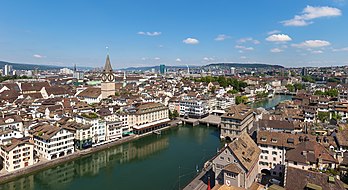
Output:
256 91 268 99
325 89 338 97
235 96 248 105
317 112 330 123
314 90 324 96
169 110 179 119
332 112 342 121
286 84 295 92
293 83 304 91
210 86 217 93
302 75 315 83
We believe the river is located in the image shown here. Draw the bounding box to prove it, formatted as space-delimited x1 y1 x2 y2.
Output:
0 95 291 190
252 95 292 109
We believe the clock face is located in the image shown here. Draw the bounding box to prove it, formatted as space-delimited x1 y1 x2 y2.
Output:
101 74 107 81
108 74 115 81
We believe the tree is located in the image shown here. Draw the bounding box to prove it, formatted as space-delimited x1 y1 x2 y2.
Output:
235 96 248 105
332 112 342 122
169 110 179 119
325 89 338 97
293 83 304 91
256 91 268 99
210 86 217 93
302 75 315 83
314 89 338 97
317 112 330 123
286 84 295 92
314 90 324 96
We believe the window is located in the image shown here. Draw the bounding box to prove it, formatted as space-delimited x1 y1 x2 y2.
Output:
226 172 237 178
272 151 277 155
294 162 298 165
220 156 224 160
262 150 269 154
273 157 276 161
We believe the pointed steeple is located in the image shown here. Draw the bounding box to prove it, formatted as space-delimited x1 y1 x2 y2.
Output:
104 55 113 73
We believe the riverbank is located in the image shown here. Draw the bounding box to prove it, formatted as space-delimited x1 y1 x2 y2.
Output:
0 121 181 185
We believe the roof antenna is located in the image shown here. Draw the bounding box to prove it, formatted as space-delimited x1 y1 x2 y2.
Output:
106 46 109 55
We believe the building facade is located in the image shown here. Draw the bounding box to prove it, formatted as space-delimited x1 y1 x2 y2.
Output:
220 104 254 140
212 132 261 189
31 125 75 160
0 138 34 172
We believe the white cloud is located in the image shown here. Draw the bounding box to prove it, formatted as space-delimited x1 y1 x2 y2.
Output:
203 57 214 61
292 40 331 48
176 58 182 62
240 56 247 59
332 47 348 52
266 34 292 42
235 45 254 51
33 54 45 58
154 57 161 60
141 57 147 61
270 48 283 53
237 37 260 44
267 30 281 35
215 34 231 41
311 50 324 54
183 38 199 45
137 31 162 36
282 6 342 26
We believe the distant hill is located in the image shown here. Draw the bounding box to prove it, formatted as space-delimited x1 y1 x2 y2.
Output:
0 61 64 70
205 63 284 69
122 62 283 71
0 61 93 71
122 65 197 71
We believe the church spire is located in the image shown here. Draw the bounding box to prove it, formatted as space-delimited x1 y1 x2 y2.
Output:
103 54 113 73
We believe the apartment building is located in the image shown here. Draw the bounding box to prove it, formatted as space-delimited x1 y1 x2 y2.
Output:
179 99 209 118
220 104 254 140
257 131 338 177
75 114 107 143
0 137 34 172
31 125 74 160
61 122 93 150
0 115 24 132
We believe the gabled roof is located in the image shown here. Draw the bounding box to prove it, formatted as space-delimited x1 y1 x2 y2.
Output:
21 81 50 92
77 87 101 99
286 141 338 164
286 167 346 190
0 137 32 152
45 86 68 95
222 104 253 121
228 132 261 171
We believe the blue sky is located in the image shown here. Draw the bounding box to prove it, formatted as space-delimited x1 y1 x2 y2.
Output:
0 0 348 68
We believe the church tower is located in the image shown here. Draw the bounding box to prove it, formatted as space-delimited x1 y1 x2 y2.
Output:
101 55 116 99
123 71 127 88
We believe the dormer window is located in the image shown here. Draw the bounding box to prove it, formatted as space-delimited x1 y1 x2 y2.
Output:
271 138 277 143
261 137 267 141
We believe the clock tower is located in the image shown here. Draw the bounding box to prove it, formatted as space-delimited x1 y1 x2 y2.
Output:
101 55 116 99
